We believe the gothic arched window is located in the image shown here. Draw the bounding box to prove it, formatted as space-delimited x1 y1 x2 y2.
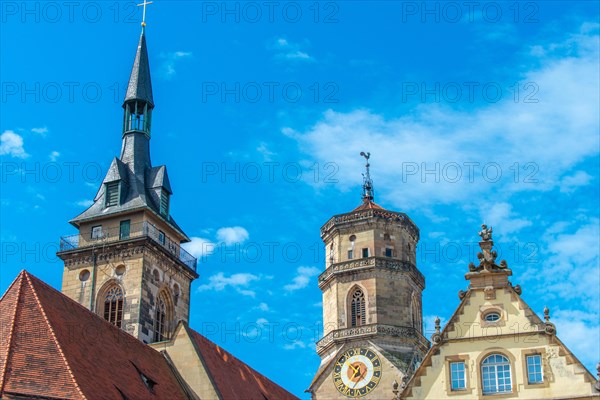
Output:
104 286 124 327
350 288 366 327
411 292 422 333
154 293 169 342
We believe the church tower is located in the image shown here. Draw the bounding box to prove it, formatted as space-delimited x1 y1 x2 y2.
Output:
57 21 198 344
308 153 429 399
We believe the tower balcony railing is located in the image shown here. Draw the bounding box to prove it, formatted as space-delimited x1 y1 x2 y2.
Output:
59 221 197 272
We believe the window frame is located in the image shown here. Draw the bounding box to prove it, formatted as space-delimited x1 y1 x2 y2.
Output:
91 225 103 240
105 181 120 207
361 247 369 258
153 291 171 343
480 353 514 396
119 220 131 240
349 287 366 327
445 355 472 395
521 349 549 389
158 230 166 245
159 190 169 216
526 354 543 384
103 285 124 328
450 361 466 391
385 247 393 257
347 249 353 260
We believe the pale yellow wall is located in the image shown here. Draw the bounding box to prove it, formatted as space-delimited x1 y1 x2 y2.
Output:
150 326 218 400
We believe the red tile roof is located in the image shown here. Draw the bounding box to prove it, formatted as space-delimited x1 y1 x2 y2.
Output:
0 270 188 400
186 326 299 400
352 200 385 212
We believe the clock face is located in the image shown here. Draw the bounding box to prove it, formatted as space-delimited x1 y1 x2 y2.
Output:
332 347 382 397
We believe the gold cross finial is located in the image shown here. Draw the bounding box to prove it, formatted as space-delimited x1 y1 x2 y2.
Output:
137 0 153 27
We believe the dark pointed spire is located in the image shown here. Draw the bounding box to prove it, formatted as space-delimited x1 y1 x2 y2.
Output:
123 30 154 108
360 151 374 203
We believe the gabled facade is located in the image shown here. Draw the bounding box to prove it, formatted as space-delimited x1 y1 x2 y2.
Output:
308 154 429 399
399 225 600 399
150 323 299 400
56 26 198 344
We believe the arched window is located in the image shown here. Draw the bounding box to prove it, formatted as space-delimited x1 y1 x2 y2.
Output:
350 288 366 327
103 286 124 327
481 354 512 394
154 293 168 342
411 292 422 333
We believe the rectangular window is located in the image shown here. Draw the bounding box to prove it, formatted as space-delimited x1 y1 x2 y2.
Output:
105 182 120 207
158 230 165 245
347 250 353 260
119 220 130 240
362 248 369 258
450 362 466 390
160 190 169 216
385 248 393 257
526 355 543 384
91 225 103 239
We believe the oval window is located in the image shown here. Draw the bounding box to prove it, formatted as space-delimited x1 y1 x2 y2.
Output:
349 235 356 242
79 269 90 282
484 312 501 322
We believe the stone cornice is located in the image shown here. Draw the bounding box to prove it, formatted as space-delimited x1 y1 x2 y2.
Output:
316 323 430 355
318 257 425 290
321 208 419 240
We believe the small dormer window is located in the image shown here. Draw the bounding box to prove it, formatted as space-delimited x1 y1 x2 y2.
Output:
159 190 169 216
105 182 120 207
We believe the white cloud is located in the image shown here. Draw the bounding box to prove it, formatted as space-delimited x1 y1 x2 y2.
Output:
271 37 314 62
0 130 28 158
284 266 320 291
560 171 593 192
257 142 276 161
31 127 48 135
553 309 600 370
160 51 192 79
258 302 270 312
481 202 532 236
283 340 307 350
521 219 600 312
197 272 259 297
290 28 599 210
76 200 93 207
216 226 249 246
183 237 216 258
49 151 60 161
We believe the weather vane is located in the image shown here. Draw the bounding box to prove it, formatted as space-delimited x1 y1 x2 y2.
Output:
138 0 153 27
360 151 374 202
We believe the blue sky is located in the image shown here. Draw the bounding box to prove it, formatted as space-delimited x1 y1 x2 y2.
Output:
1 1 599 396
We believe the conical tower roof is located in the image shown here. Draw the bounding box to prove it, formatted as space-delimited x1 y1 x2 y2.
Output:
123 30 154 108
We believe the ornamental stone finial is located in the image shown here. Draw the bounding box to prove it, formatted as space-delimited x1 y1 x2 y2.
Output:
595 363 600 391
478 223 493 241
543 306 556 335
431 316 443 345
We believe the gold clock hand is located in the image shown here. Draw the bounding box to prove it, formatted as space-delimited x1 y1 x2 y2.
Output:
348 362 359 374
352 368 367 389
